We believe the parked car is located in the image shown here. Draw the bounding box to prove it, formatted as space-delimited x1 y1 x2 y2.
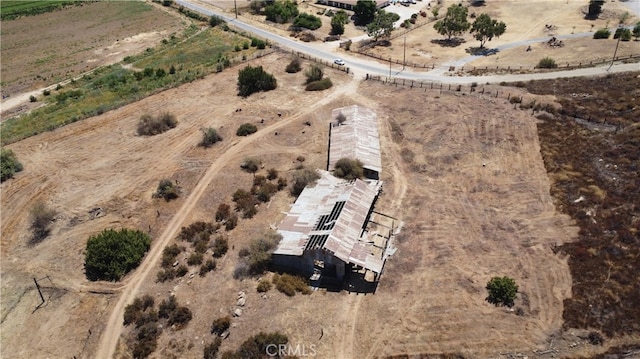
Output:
334 59 345 66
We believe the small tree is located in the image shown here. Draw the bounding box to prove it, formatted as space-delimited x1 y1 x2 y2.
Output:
366 10 397 42
305 65 324 84
237 66 277 97
633 22 640 40
293 13 322 30
1 149 23 182
334 158 364 180
486 276 518 307
200 128 223 148
470 13 506 48
85 228 151 281
29 202 57 245
613 27 632 41
331 10 349 35
434 4 470 41
353 0 377 25
593 28 611 39
586 0 605 20
265 0 299 23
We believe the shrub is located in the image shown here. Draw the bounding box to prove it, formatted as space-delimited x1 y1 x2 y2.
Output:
509 96 523 104
211 316 231 335
593 28 610 39
137 113 178 136
267 168 279 180
290 168 320 197
237 65 277 97
236 123 258 136
199 259 217 276
158 296 177 319
334 158 364 180
537 57 557 69
304 65 323 84
241 157 260 174
265 0 299 23
216 203 231 222
187 252 204 266
85 228 151 281
29 95 37 102
1 149 23 182
194 239 209 253
273 273 311 296
486 276 518 307
167 306 192 327
212 236 229 257
210 15 225 27
154 179 179 201
613 28 631 41
293 13 322 30
204 338 222 359
200 128 223 147
43 89 50 96
285 58 302 73
179 221 216 242
243 41 250 49
175 265 189 277
305 78 333 91
29 202 57 245
157 268 176 282
257 280 272 292
225 214 238 231
234 332 288 358
234 44 242 52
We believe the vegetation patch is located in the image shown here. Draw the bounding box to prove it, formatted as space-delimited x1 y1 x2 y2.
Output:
0 149 23 182
333 157 364 180
84 228 151 281
137 113 177 136
200 127 223 148
234 231 282 278
237 65 277 97
154 179 179 201
272 273 311 296
220 332 288 358
236 123 258 136
305 78 333 91
0 0 83 20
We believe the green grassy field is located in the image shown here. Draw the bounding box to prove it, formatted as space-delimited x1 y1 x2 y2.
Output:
0 1 83 20
1 26 262 145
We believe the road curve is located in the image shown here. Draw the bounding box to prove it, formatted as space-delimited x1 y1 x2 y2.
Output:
177 0 639 84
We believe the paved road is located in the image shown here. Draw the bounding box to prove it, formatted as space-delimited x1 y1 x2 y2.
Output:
177 0 639 84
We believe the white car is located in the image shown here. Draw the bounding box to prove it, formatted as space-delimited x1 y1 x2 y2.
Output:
334 59 345 66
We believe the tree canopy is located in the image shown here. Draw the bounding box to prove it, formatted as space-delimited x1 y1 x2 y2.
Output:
354 0 377 25
486 276 518 307
237 65 277 97
293 13 322 30
366 10 397 42
264 0 299 23
433 4 470 40
470 13 506 48
1 148 23 182
331 10 349 35
84 228 151 281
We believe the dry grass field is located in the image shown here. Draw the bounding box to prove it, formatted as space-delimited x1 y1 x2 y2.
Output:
2 1 639 359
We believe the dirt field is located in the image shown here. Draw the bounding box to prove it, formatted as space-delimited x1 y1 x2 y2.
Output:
0 1 186 97
3 47 613 358
2 2 639 359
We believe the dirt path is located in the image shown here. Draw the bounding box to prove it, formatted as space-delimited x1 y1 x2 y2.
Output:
94 75 359 359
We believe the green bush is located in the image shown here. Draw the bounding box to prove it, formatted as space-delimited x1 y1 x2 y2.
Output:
234 44 242 52
29 202 57 245
537 57 558 69
334 157 364 180
154 179 179 201
613 27 632 41
304 65 323 84
211 316 231 335
210 15 225 27
265 0 299 23
486 276 518 307
200 127 223 148
84 228 151 281
237 66 276 97
285 58 302 73
305 78 333 91
593 28 610 39
236 123 258 136
293 13 322 30
1 149 23 182
137 112 178 136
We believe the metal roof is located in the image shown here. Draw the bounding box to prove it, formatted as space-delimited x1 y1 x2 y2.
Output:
273 170 385 273
329 105 382 175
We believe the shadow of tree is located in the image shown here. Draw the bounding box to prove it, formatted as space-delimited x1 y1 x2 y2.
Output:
431 38 466 47
466 46 499 56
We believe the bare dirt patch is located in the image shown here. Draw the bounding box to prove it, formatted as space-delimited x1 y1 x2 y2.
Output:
0 1 186 97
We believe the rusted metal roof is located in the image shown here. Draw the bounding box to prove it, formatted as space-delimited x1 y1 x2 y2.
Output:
329 105 382 176
274 170 385 273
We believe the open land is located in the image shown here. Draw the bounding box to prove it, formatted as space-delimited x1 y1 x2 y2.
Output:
1 1 640 359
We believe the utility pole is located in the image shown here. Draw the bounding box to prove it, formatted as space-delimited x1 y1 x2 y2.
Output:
389 58 392 80
608 27 622 71
234 0 238 19
403 36 406 70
